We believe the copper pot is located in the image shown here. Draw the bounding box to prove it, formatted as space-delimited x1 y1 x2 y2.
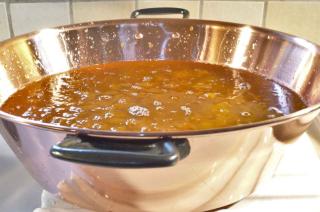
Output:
0 8 320 211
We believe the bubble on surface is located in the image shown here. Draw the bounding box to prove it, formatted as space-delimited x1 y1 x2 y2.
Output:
104 112 113 119
97 95 112 100
92 123 102 129
252 42 258 50
62 113 73 118
131 85 142 90
143 76 152 81
125 118 136 126
128 106 150 117
171 32 180 39
118 98 126 104
93 115 102 121
180 105 192 116
148 42 154 48
110 127 117 132
156 106 164 110
134 33 144 39
153 100 162 106
238 82 251 90
140 127 147 132
240 112 251 117
22 108 33 117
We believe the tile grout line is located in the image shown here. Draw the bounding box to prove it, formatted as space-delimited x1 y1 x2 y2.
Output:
262 0 268 27
135 0 138 10
8 0 70 2
69 0 74 24
5 0 14 37
0 0 290 2
199 0 203 19
4 0 320 2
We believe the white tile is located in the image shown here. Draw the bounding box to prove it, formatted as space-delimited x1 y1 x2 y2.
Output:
0 3 10 40
138 1 200 18
266 1 320 44
73 1 135 23
10 2 70 36
202 1 264 26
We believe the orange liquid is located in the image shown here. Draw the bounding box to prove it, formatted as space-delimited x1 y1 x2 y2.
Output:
1 61 306 132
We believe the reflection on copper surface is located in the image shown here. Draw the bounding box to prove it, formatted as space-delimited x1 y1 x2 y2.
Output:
272 83 290 114
34 29 70 75
0 64 15 102
50 72 71 107
14 41 42 79
158 24 174 60
291 38 317 94
230 26 253 69
199 25 216 62
55 129 274 212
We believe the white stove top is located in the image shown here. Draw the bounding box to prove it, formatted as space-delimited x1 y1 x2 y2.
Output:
1 122 320 212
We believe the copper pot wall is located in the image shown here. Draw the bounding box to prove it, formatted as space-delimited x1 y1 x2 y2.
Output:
0 8 320 211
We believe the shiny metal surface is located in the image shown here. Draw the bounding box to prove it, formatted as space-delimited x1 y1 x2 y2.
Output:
0 19 320 211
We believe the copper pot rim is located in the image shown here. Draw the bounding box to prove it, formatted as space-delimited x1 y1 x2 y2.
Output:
0 104 319 138
1 18 320 52
0 18 319 137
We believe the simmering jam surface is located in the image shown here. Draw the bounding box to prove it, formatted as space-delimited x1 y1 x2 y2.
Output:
1 61 306 132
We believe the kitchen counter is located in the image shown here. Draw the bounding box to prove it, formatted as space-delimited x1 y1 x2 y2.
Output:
222 129 320 211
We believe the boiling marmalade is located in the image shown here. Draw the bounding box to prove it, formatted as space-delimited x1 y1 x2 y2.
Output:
1 61 307 132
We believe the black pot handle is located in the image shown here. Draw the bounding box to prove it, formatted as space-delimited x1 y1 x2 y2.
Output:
131 7 190 19
50 135 190 168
